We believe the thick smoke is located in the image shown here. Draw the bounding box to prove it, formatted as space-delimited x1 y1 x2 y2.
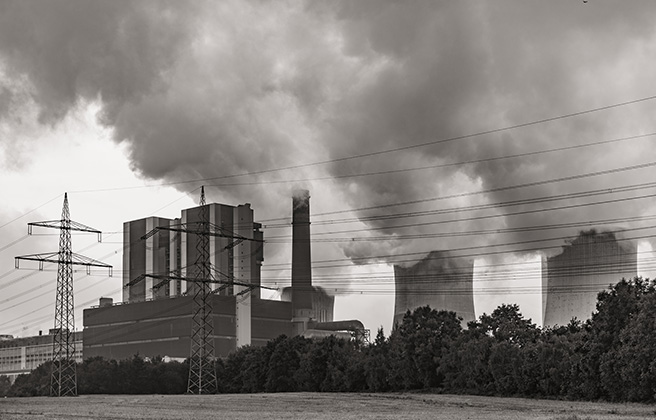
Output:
1 0 656 269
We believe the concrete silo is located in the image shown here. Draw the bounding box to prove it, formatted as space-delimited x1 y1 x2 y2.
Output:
393 250 475 326
542 229 637 327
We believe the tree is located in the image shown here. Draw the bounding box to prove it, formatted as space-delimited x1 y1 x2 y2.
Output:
571 277 655 400
149 357 187 394
363 328 392 391
601 285 656 401
521 324 583 397
441 304 539 396
440 330 495 395
391 306 462 389
296 336 336 391
265 336 308 392
8 361 51 397
220 346 251 393
78 356 118 394
237 345 268 393
0 375 11 397
474 304 539 346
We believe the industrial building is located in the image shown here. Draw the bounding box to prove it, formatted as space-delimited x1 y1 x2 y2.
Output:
123 216 182 302
0 330 83 383
393 250 476 326
83 295 292 360
542 229 637 327
83 190 357 361
122 203 264 302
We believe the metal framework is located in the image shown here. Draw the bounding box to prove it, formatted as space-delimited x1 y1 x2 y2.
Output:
124 186 267 394
14 193 112 397
187 187 217 394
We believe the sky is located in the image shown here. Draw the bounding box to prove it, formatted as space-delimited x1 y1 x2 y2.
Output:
1 0 656 338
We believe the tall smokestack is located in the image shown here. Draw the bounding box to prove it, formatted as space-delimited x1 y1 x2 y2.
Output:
292 189 313 317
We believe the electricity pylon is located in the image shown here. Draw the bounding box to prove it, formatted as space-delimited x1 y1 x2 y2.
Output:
15 193 112 397
186 186 217 394
124 186 270 394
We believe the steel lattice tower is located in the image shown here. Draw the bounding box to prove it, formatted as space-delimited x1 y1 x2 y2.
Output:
51 194 75 396
15 193 112 397
124 186 271 394
187 186 218 394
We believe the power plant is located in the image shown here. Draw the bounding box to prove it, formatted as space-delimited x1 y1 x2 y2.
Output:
82 189 357 363
0 191 642 383
541 229 637 327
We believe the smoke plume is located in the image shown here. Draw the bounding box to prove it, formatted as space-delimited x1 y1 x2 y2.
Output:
1 0 656 269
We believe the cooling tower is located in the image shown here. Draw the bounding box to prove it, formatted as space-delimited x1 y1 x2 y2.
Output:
542 230 637 327
291 189 313 317
393 250 475 326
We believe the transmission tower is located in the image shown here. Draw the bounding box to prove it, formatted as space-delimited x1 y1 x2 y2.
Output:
123 186 270 394
187 186 217 394
15 193 112 397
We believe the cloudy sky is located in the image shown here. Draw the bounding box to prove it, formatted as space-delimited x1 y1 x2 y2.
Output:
1 0 656 337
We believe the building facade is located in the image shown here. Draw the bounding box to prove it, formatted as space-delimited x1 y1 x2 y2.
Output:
393 250 476 326
0 330 83 383
122 203 264 303
542 229 637 327
123 216 182 302
83 296 291 360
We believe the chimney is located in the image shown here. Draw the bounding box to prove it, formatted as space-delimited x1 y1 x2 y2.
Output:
99 297 113 307
292 189 313 318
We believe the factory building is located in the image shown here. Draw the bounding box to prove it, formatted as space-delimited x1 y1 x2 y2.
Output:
542 229 637 327
122 203 263 303
83 296 291 360
0 330 83 383
83 191 341 360
393 250 476 326
123 216 182 302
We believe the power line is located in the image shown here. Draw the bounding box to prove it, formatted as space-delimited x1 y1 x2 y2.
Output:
266 214 656 243
292 191 656 239
298 160 656 219
0 195 62 232
205 132 656 187
20 95 656 195
263 181 656 231
261 230 656 271
147 94 656 184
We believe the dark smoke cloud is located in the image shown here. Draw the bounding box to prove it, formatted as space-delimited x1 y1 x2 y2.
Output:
316 0 656 261
2 0 656 267
0 0 196 122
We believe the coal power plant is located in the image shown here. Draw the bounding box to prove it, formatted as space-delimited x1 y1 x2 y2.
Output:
541 229 637 327
393 251 476 326
82 190 362 361
1 189 643 376
66 192 642 362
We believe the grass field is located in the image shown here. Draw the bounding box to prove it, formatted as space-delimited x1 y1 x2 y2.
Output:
0 393 654 419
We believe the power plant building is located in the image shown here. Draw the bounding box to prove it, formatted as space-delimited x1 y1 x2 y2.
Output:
83 296 291 360
83 191 342 361
123 216 182 302
122 203 263 303
393 250 475 326
542 230 637 327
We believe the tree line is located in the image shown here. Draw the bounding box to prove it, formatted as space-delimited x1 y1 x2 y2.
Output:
4 277 656 402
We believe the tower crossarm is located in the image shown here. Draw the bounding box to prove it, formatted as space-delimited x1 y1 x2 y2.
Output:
140 224 263 243
15 252 113 276
124 272 277 292
28 220 104 242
